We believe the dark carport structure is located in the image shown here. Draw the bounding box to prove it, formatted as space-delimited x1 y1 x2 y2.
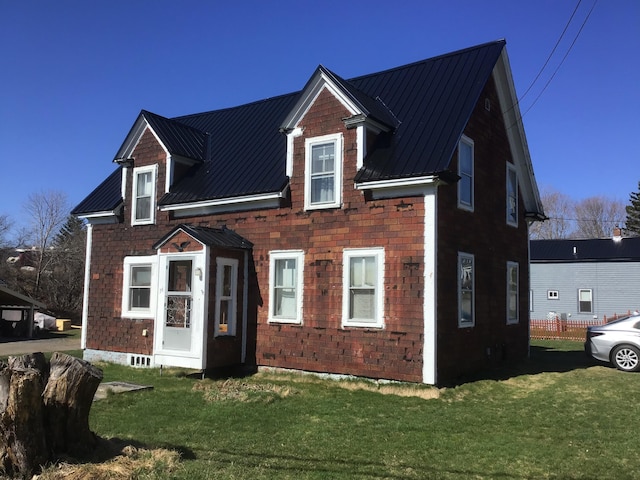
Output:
0 285 45 338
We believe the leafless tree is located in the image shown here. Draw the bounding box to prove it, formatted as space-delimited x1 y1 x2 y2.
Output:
22 191 69 298
0 214 12 247
573 196 626 239
529 187 575 239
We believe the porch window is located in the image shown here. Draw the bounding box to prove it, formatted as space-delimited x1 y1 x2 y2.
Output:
132 165 157 225
507 261 519 324
578 289 593 313
458 252 475 327
343 248 384 328
269 250 304 324
122 256 157 318
457 135 474 211
215 257 238 336
305 134 343 210
506 163 518 226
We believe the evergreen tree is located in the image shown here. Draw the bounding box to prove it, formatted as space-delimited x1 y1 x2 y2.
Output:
626 181 640 237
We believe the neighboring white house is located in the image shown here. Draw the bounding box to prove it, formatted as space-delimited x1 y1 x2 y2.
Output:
530 234 640 321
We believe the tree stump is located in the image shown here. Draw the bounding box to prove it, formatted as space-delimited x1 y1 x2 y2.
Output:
0 352 103 478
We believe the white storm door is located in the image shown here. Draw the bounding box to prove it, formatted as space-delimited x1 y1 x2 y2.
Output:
161 257 195 352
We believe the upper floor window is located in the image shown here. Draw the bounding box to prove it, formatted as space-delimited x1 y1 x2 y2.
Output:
343 248 384 328
506 163 518 226
458 252 475 327
269 250 304 324
305 133 343 210
132 165 157 225
457 136 474 211
507 261 519 324
122 255 157 319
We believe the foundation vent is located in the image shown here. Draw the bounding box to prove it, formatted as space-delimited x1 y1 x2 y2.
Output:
127 354 153 368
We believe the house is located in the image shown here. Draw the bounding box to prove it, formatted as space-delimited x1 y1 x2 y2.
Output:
72 40 544 385
530 233 640 322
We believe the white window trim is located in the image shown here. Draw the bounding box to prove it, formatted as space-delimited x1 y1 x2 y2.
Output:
304 133 343 210
457 135 474 212
342 247 385 329
215 257 238 337
122 255 158 319
506 162 518 227
268 250 304 324
131 164 157 225
547 290 559 300
507 261 519 325
578 288 593 314
458 252 475 328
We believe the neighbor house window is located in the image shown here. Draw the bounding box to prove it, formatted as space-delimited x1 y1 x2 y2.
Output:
215 258 238 336
507 262 519 324
343 248 384 328
269 250 304 324
578 289 593 313
122 256 157 318
547 290 559 300
132 165 157 225
458 252 475 327
506 163 518 226
305 133 343 210
457 135 474 211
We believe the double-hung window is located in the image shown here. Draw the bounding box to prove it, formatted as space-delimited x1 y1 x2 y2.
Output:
458 135 474 211
132 165 157 225
458 252 475 327
507 261 519 324
343 248 384 328
269 250 304 324
506 163 518 226
215 257 238 336
578 289 593 313
305 133 343 210
122 256 157 318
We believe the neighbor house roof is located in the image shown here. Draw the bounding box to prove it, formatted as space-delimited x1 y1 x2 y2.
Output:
0 285 46 309
73 40 542 218
530 237 640 263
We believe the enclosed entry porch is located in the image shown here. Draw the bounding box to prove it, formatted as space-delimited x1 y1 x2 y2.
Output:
151 225 253 371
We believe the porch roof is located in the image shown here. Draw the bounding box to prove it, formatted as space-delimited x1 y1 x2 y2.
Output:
152 224 253 251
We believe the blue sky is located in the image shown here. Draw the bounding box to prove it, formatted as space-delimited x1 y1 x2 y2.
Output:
1 1 638 231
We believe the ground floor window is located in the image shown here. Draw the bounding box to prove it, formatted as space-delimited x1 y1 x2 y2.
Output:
215 257 238 336
507 261 519 324
343 248 384 328
269 250 304 324
458 252 475 327
578 288 593 313
122 256 157 318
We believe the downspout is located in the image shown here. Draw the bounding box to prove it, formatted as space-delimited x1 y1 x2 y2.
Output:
80 223 93 350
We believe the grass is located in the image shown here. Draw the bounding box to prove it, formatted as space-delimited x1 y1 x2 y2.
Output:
42 339 636 479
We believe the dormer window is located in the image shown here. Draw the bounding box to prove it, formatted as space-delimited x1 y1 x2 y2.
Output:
305 133 343 210
132 165 157 225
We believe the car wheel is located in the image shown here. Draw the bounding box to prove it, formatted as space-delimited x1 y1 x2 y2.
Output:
611 345 640 372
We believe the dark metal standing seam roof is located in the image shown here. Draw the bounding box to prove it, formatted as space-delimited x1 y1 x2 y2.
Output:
71 167 124 215
73 40 507 214
152 224 253 250
530 238 640 263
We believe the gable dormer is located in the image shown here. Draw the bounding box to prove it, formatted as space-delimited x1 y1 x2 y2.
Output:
113 110 208 225
280 66 397 210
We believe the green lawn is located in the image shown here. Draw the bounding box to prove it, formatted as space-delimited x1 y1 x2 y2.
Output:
70 340 640 479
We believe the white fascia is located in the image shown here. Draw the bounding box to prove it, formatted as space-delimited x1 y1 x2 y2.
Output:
159 191 286 218
355 175 439 200
285 127 303 177
77 209 122 225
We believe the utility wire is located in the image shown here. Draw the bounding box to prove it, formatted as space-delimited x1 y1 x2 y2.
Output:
506 0 597 128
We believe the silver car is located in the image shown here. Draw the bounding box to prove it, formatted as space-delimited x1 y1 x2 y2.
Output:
585 314 640 372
